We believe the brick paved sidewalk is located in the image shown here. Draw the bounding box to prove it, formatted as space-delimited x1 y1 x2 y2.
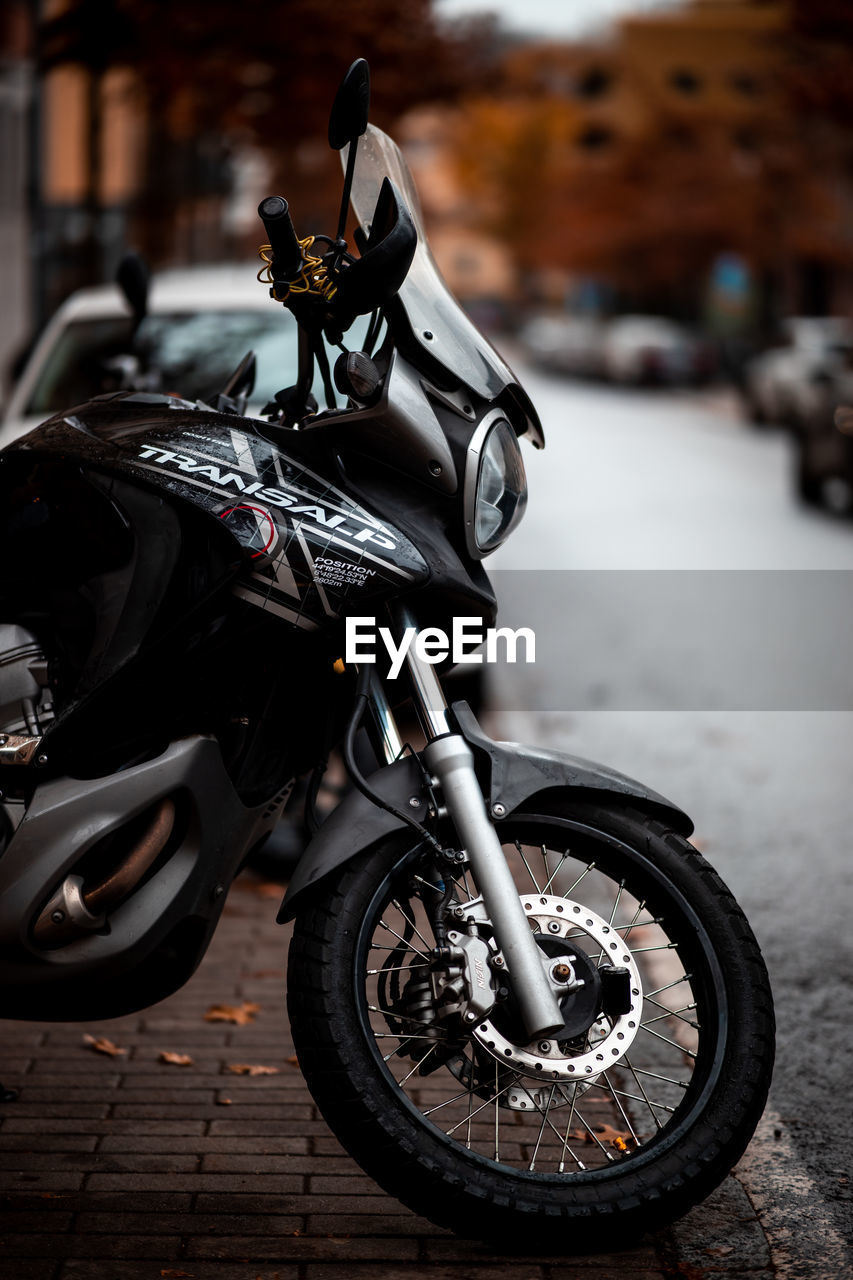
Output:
0 870 772 1280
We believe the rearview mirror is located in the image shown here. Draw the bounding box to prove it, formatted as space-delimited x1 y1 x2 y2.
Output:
329 59 370 151
116 252 149 331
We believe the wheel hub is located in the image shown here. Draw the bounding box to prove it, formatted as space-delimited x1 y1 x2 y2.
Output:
471 894 644 1082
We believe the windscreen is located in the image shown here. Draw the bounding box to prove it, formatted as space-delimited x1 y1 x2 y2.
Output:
345 125 543 444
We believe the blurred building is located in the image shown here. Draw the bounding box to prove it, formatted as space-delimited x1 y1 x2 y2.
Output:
15 0 245 340
399 107 517 320
443 0 853 329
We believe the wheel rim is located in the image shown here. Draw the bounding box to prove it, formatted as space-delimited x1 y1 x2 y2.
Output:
354 814 727 1180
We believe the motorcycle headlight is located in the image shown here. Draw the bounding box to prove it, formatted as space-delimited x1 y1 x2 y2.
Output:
464 413 528 557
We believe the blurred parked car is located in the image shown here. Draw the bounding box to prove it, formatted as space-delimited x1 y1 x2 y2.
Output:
792 362 853 513
518 314 604 378
741 316 853 429
0 265 303 448
600 315 714 386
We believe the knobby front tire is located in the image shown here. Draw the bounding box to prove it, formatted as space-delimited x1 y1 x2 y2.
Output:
287 801 774 1247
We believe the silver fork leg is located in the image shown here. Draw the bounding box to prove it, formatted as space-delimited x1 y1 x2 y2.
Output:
392 608 563 1040
423 734 563 1038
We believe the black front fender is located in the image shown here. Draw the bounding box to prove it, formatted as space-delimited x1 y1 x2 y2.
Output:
278 705 692 922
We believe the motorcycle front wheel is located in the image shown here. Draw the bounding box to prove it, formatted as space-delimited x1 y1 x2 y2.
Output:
287 800 774 1246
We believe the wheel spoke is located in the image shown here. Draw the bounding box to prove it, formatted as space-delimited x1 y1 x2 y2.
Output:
380 1032 442 1061
619 899 647 943
422 1086 479 1117
639 1024 697 1057
465 1063 476 1149
494 1060 500 1162
542 848 571 894
367 1003 437 1029
599 1071 640 1145
528 1083 556 1171
558 1082 586 1172
514 840 542 892
608 879 625 926
528 1084 586 1170
572 1105 616 1162
398 1045 437 1084
643 1006 699 1030
613 915 663 934
390 899 433 951
366 961 430 975
621 1055 665 1131
628 1063 690 1088
443 1077 517 1136
563 860 596 896
608 1087 676 1115
645 973 693 998
378 918 431 961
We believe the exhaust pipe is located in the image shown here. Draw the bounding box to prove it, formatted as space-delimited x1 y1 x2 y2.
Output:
32 798 176 947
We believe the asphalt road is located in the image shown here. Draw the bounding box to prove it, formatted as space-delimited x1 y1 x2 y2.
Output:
486 364 853 1276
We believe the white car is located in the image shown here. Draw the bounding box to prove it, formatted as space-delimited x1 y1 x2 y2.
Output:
0 265 304 449
601 315 714 385
518 314 605 378
742 316 853 429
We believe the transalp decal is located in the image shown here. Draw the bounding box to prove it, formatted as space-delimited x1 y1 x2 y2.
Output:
136 445 397 550
131 430 428 630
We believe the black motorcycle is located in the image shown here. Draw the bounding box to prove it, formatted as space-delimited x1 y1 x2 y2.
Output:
0 62 773 1245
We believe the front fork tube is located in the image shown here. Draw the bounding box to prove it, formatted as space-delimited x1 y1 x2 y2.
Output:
371 608 564 1040
423 734 563 1039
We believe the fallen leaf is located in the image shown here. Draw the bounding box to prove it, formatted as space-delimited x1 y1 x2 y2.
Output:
216 1096 233 1106
286 1055 299 1067
158 1051 194 1067
225 1063 280 1077
204 1001 261 1025
570 1123 633 1148
82 1034 126 1058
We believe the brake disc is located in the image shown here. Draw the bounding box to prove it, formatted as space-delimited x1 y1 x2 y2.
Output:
471 894 644 1083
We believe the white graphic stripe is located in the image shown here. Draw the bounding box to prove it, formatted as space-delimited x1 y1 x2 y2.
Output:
229 429 259 477
294 525 335 617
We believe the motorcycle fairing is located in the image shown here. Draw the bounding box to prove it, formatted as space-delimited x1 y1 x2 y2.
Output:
277 707 693 923
15 396 429 632
0 734 283 1021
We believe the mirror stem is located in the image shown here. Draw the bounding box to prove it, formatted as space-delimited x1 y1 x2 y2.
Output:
336 139 359 243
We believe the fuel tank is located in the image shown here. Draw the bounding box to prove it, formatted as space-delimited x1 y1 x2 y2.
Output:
13 391 430 632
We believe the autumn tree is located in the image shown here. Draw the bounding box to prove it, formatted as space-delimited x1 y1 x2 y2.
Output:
38 0 494 274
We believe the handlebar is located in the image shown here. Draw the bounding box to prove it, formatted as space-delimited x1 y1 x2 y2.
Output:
258 196 305 283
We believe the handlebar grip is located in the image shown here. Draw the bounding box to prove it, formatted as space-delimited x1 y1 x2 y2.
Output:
258 196 304 282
